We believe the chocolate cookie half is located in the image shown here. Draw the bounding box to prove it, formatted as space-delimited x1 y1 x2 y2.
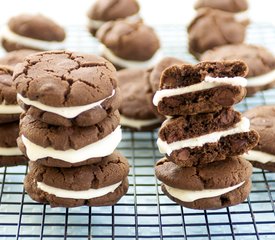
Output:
243 105 275 171
155 156 252 210
13 51 121 127
25 151 129 208
153 61 248 116
158 108 259 167
18 112 121 167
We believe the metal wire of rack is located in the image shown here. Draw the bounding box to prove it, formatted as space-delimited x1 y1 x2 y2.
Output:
0 23 275 240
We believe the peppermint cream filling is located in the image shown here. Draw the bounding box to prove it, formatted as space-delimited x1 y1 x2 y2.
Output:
17 89 115 119
247 69 275 87
21 126 122 163
0 147 22 156
120 115 161 129
157 117 250 155
0 101 22 114
164 181 245 202
243 150 275 164
153 76 247 106
37 181 122 199
1 26 65 50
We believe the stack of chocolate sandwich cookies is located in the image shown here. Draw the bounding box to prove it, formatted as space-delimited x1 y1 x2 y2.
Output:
13 51 129 208
153 61 259 210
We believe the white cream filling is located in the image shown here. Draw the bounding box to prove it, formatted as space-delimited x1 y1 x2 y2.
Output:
153 76 247 106
101 45 162 69
243 150 275 164
164 181 245 202
88 13 140 30
0 101 22 114
234 10 249 22
1 26 65 50
21 126 122 163
247 69 275 87
37 181 122 199
0 147 22 156
157 117 250 155
120 115 161 129
17 89 115 119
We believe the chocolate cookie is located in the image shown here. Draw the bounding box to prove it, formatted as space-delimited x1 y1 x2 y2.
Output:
0 50 38 66
13 51 121 127
201 44 275 96
156 156 252 210
243 106 275 171
87 0 140 36
153 61 248 116
1 14 66 52
96 20 160 69
158 108 259 167
24 151 129 208
18 111 121 168
0 121 27 166
0 65 22 123
117 68 161 130
188 8 247 59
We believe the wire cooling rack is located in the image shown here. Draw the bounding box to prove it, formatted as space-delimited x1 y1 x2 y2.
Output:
0 23 275 240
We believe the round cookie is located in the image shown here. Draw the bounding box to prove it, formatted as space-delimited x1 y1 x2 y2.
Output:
243 105 275 171
87 0 140 36
0 121 27 167
201 44 275 96
155 156 252 210
96 20 161 69
24 151 129 208
188 8 247 59
13 50 121 127
2 14 65 52
117 68 161 131
0 50 38 66
0 65 22 123
18 111 121 168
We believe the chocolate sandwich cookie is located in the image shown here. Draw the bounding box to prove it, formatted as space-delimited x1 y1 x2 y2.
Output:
243 106 275 171
87 0 140 36
201 44 275 96
118 68 161 130
13 51 121 127
0 49 37 66
153 61 248 116
158 108 259 167
0 121 27 167
0 65 22 123
155 156 252 210
188 8 247 59
1 14 65 52
25 151 129 208
17 111 122 168
96 20 160 69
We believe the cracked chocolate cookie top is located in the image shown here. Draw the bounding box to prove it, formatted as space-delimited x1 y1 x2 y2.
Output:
13 51 118 107
201 44 275 78
88 0 140 21
194 0 248 13
29 151 129 191
8 14 65 42
155 156 252 190
0 50 37 66
96 20 160 61
0 65 17 105
188 8 246 57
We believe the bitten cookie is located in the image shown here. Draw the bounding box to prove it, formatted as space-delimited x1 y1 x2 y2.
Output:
1 14 65 52
157 108 259 167
0 65 22 123
188 8 247 59
87 0 140 36
0 49 37 66
153 61 248 116
201 44 275 96
155 156 252 210
17 111 121 168
13 50 121 127
25 151 129 208
96 20 160 69
117 68 161 130
243 106 275 171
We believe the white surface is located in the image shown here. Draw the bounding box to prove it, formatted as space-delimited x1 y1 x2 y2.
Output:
244 150 275 164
